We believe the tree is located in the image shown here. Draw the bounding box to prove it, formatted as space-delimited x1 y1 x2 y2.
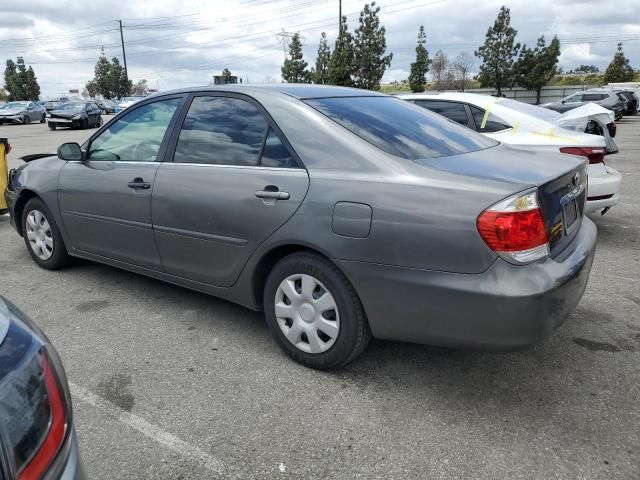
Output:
312 32 331 84
352 2 392 90
604 43 635 83
84 79 98 98
451 52 474 91
281 33 311 83
131 79 148 95
222 68 232 78
513 35 560 104
431 50 449 89
474 5 520 95
572 64 599 74
90 54 132 99
4 57 40 100
328 16 355 86
0 89 7 102
408 26 430 93
24 66 40 100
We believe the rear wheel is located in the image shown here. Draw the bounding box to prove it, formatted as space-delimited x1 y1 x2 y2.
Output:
21 198 71 270
40 114 46 123
263 253 371 369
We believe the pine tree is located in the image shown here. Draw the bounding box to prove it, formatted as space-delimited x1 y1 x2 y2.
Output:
24 66 40 100
313 32 331 84
474 6 520 95
328 16 355 86
352 2 392 90
603 43 635 83
408 26 430 93
3 57 40 100
513 36 560 104
281 33 311 83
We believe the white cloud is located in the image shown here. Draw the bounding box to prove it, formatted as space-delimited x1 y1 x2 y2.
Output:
559 43 602 63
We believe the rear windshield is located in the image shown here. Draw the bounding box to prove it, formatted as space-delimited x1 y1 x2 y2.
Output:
306 96 496 160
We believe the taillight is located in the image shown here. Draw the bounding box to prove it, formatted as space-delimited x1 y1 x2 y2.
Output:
477 190 549 264
0 349 68 480
560 146 605 165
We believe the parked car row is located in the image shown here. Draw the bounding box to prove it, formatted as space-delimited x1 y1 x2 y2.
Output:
542 88 639 120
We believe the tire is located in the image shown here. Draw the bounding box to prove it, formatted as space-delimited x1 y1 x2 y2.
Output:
95 116 103 128
81 118 88 129
263 252 371 370
40 114 46 123
21 197 72 270
48 123 56 130
23 115 30 124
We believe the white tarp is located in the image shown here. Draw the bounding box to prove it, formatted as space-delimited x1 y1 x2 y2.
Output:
555 103 614 131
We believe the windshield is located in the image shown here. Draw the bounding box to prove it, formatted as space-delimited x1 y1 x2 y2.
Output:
496 98 560 122
57 102 85 111
306 96 496 160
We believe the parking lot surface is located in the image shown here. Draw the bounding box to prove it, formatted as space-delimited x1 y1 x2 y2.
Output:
1 119 639 479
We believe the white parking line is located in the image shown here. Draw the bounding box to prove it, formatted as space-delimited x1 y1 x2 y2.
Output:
69 383 224 476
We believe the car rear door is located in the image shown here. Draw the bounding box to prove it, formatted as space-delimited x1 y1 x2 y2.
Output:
58 96 184 269
151 93 309 287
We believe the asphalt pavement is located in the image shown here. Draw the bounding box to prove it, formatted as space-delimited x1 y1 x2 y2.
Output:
0 117 639 479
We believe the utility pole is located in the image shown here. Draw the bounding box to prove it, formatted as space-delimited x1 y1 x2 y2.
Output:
338 0 342 35
118 20 128 81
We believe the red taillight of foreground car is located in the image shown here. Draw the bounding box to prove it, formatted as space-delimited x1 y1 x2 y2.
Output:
15 352 68 480
477 191 549 264
560 146 605 165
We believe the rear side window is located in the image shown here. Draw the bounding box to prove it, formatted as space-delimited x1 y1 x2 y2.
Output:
470 106 511 133
306 96 496 160
414 100 469 125
174 96 268 166
260 128 298 168
582 93 606 101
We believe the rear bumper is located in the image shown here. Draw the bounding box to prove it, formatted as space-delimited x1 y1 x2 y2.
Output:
59 430 85 480
586 165 621 213
339 217 597 349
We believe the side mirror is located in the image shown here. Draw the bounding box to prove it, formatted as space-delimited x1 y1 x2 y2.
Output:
57 142 84 161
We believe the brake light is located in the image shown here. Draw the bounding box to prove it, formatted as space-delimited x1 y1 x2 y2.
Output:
477 191 549 263
560 146 605 165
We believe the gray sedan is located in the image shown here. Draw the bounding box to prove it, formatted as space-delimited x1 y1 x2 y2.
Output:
0 101 46 124
4 85 596 369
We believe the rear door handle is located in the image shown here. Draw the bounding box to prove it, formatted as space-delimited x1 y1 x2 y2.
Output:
255 189 290 200
128 177 151 189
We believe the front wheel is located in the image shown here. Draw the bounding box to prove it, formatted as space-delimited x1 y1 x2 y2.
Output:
81 118 88 129
95 116 103 128
40 114 46 123
48 123 56 130
23 115 30 124
263 253 371 369
22 197 72 270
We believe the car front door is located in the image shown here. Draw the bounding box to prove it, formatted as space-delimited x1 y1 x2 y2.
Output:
152 94 309 287
58 96 184 269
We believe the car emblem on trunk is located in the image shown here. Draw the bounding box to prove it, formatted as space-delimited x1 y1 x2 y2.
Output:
572 172 580 187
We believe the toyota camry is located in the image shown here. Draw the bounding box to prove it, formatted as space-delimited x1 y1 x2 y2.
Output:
4 85 596 369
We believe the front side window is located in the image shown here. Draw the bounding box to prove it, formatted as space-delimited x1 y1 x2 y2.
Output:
174 96 268 166
564 94 583 103
469 106 511 133
415 100 469 125
88 98 181 162
306 96 495 160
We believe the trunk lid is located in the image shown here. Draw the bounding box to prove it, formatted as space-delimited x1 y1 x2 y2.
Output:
421 144 587 257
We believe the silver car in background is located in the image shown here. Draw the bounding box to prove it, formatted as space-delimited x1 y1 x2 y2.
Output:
5 85 596 369
0 101 46 124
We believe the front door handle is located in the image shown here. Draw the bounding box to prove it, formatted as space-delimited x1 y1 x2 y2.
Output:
255 187 290 200
128 177 151 189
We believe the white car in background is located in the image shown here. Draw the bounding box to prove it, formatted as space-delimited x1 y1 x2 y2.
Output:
116 95 146 110
399 92 622 214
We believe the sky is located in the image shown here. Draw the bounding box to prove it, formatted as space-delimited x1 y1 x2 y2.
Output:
1 0 639 98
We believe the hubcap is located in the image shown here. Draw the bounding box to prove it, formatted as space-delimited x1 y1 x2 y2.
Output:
274 274 340 354
25 210 53 260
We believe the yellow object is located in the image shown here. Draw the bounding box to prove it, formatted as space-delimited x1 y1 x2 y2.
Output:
0 139 8 211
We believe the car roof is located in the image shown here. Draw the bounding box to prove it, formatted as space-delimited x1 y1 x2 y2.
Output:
156 84 388 100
